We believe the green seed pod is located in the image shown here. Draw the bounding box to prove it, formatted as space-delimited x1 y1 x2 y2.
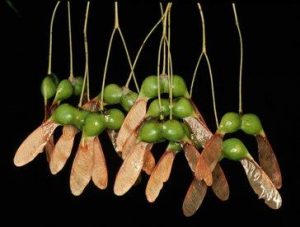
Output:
105 108 125 130
103 84 123 104
140 75 160 99
173 97 194 118
138 120 162 143
160 75 169 93
168 141 182 153
162 119 185 142
120 90 138 112
54 79 73 103
83 113 106 137
147 98 170 118
73 109 89 130
222 138 249 161
241 113 263 135
41 75 58 101
73 76 84 96
172 75 188 97
52 103 76 125
218 112 241 134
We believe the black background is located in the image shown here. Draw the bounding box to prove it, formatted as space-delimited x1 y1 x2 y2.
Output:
1 0 299 226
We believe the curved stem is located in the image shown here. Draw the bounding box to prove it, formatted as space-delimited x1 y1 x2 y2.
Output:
67 1 74 80
79 1 90 107
167 7 173 120
47 1 61 75
232 3 244 114
125 11 168 88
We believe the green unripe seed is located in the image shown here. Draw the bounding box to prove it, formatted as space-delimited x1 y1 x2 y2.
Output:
139 120 162 143
41 75 57 101
140 75 160 99
162 119 185 142
83 113 106 137
160 75 169 93
173 97 194 118
241 113 263 135
52 103 76 125
222 138 249 161
218 112 241 134
172 75 188 97
120 91 138 112
54 79 73 102
73 109 89 130
73 77 84 96
168 142 182 153
105 108 125 130
147 98 170 118
103 84 123 104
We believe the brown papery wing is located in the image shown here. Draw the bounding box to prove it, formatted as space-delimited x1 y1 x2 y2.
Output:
240 157 282 209
184 144 212 186
196 134 222 178
114 141 149 196
45 135 55 163
256 134 282 189
116 98 147 152
190 100 207 126
146 150 175 203
182 178 207 217
14 120 59 167
122 132 138 159
92 137 108 190
50 125 78 175
143 147 155 175
184 116 213 147
70 137 94 196
212 164 229 201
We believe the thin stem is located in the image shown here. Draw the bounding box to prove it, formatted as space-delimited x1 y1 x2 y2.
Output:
125 10 168 88
232 3 244 114
47 1 61 75
67 1 74 80
167 7 173 120
192 3 218 127
79 1 90 107
160 3 166 76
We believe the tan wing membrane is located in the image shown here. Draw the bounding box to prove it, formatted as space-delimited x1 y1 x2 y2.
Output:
182 178 207 217
184 144 212 186
50 125 78 175
114 141 149 196
14 120 59 167
184 143 200 172
146 150 175 203
143 148 155 175
116 98 147 152
212 164 229 201
122 132 138 159
45 135 55 162
240 157 282 209
70 137 94 196
256 135 282 189
92 137 108 190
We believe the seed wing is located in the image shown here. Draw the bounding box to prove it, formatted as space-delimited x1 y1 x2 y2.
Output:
256 134 282 189
240 157 282 209
211 164 229 201
50 125 78 174
143 147 155 175
14 120 59 167
146 150 175 203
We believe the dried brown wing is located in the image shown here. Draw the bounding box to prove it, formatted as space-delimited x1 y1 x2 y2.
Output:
182 178 207 217
70 137 94 196
183 143 200 172
212 164 229 201
116 98 147 152
240 157 282 209
190 100 207 126
45 135 55 162
92 137 108 190
146 150 175 203
184 116 213 146
114 141 149 196
142 147 155 175
184 144 212 186
197 133 223 173
50 125 78 175
106 129 118 152
122 131 138 159
14 120 59 167
256 134 282 189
